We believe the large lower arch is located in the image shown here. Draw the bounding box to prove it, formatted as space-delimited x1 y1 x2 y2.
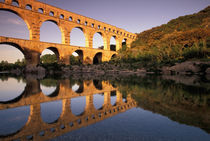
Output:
0 8 30 39
0 42 25 63
70 49 83 65
111 54 117 60
41 47 60 64
40 20 62 44
93 52 102 64
70 27 86 47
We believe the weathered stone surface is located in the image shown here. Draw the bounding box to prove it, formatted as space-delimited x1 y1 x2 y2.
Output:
206 68 210 74
161 61 210 75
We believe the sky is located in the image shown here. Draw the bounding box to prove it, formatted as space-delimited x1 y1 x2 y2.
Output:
0 0 209 62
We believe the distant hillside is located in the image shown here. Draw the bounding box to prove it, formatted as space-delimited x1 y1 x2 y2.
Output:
116 6 210 64
132 6 210 50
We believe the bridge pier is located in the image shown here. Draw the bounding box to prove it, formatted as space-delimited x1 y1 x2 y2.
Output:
59 55 70 65
25 51 41 67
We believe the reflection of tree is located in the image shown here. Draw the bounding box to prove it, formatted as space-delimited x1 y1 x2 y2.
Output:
40 79 57 87
0 75 25 83
116 76 210 133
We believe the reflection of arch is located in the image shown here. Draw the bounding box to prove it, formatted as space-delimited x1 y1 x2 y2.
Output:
93 93 104 110
0 89 25 104
0 106 30 137
0 8 30 39
110 90 117 106
41 47 60 62
93 80 102 90
41 83 60 97
71 81 84 93
41 100 62 124
93 52 102 64
71 96 86 116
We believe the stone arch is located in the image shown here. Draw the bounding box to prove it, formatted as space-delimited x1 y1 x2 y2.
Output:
70 49 83 64
70 26 87 47
111 54 117 60
110 36 116 51
0 8 31 39
25 4 32 10
38 8 44 13
41 47 60 63
93 52 102 64
92 32 105 49
40 19 64 44
12 0 19 7
0 42 25 56
122 38 127 50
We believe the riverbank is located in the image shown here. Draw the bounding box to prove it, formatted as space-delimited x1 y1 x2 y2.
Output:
1 60 209 80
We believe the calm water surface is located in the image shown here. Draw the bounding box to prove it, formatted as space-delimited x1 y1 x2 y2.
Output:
0 75 209 141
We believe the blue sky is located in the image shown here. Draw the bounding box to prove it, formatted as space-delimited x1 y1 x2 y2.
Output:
0 0 209 62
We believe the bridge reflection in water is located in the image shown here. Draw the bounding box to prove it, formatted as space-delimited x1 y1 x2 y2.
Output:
0 77 136 141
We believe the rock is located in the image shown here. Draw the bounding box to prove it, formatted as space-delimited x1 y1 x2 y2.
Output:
161 61 209 75
170 61 200 74
25 65 46 76
137 68 146 74
206 68 210 74
161 66 172 75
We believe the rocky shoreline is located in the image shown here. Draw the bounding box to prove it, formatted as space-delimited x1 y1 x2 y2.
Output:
1 60 210 79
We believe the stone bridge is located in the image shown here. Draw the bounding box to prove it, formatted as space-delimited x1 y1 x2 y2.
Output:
0 78 136 141
0 0 136 66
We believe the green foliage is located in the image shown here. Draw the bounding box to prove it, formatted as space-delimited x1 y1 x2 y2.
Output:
182 43 209 60
70 55 81 65
110 44 116 51
0 59 26 71
41 54 57 64
114 6 210 66
40 79 57 87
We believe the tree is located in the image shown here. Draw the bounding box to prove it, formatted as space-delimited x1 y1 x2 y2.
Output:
41 54 57 64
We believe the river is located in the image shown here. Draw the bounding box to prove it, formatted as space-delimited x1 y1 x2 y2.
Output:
0 74 209 141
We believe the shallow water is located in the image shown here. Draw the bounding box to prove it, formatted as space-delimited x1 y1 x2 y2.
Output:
0 75 209 141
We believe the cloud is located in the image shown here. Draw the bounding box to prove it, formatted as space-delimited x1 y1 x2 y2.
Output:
7 18 25 26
